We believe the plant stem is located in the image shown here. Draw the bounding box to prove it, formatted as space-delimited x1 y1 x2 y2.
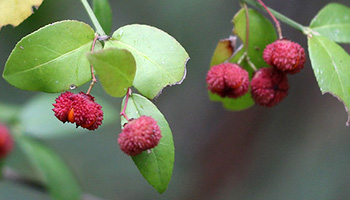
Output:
242 3 250 54
246 56 257 71
80 0 106 36
120 88 132 121
241 0 308 34
237 4 256 72
256 0 282 39
86 34 99 95
237 52 246 65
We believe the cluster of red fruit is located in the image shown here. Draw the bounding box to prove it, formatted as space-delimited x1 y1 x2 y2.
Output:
53 92 162 156
207 39 305 107
53 91 104 130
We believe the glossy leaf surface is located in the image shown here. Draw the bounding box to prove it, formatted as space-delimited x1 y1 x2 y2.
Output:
87 48 136 97
308 34 350 125
120 93 174 193
106 24 189 99
3 20 94 93
310 3 350 43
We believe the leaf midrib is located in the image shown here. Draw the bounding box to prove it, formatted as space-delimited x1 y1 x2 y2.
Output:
130 95 166 190
312 23 350 30
109 39 179 82
92 56 134 83
315 36 346 97
5 42 92 77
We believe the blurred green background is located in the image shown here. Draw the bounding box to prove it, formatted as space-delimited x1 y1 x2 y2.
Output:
1 0 350 199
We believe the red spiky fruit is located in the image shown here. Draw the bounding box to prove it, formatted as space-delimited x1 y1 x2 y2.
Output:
206 63 249 98
0 123 13 159
118 116 162 156
263 39 305 74
52 91 103 130
251 67 289 107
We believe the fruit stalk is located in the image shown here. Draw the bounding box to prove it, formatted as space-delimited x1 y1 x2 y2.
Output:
120 88 132 121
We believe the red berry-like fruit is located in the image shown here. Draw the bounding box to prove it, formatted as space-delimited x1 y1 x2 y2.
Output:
251 67 289 107
206 63 249 98
263 39 305 74
118 116 162 156
53 91 103 130
0 123 13 159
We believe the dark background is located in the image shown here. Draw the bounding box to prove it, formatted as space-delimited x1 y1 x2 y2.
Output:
1 0 350 199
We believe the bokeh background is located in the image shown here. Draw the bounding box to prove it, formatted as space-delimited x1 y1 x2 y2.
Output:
1 0 350 199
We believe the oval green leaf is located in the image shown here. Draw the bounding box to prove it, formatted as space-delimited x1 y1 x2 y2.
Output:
87 48 136 97
309 3 350 43
93 0 112 34
2 20 95 93
308 34 350 125
106 24 189 99
209 8 277 111
120 93 174 193
17 136 81 200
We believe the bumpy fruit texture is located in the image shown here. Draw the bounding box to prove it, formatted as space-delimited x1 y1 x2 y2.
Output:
52 91 103 130
251 67 289 107
0 124 13 159
206 63 249 98
118 116 162 156
263 39 305 74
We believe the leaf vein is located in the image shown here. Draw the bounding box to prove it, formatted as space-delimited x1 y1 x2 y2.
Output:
109 39 178 82
7 42 91 76
318 37 346 97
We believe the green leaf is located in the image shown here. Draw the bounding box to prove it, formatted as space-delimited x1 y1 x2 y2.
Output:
87 48 136 97
120 93 174 193
210 8 277 111
19 93 117 138
3 20 95 93
93 0 112 34
308 34 350 125
17 136 81 200
309 3 350 43
0 0 43 29
106 24 189 99
209 36 235 67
